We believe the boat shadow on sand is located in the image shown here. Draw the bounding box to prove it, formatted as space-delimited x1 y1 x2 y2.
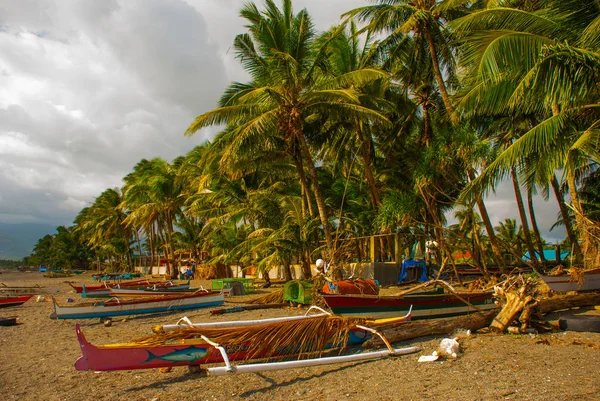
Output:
238 361 375 398
121 354 378 395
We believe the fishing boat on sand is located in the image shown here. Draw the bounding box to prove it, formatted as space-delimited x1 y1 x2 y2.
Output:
69 279 164 293
537 268 600 292
78 281 190 298
108 285 198 297
0 283 48 296
0 295 34 308
50 291 224 320
322 287 497 319
74 307 417 373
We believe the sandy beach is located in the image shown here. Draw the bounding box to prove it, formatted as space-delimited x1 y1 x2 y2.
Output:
1 271 599 401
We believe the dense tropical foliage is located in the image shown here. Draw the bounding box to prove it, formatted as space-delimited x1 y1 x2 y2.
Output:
27 0 600 276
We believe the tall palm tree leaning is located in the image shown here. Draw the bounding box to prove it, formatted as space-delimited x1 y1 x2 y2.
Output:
185 0 388 262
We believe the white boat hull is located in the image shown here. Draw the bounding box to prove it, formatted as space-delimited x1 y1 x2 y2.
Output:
539 269 600 292
51 292 224 319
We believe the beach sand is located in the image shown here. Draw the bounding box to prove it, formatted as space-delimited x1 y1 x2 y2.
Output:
1 271 599 401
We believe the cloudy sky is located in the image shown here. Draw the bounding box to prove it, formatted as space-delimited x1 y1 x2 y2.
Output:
0 0 566 242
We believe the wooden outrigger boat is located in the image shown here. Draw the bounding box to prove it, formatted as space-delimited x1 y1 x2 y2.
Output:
50 291 225 320
537 268 600 292
74 307 417 373
108 285 197 297
69 279 160 293
0 295 34 308
322 289 497 319
92 272 143 281
78 281 190 298
0 283 47 296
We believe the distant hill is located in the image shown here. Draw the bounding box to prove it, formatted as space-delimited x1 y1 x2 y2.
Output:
0 223 57 260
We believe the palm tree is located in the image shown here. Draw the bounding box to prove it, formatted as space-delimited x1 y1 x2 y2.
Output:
121 158 184 277
344 0 469 125
185 0 388 259
495 218 524 264
74 188 133 270
454 0 600 263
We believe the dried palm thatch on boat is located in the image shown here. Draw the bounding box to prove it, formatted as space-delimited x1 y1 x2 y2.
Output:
139 314 369 361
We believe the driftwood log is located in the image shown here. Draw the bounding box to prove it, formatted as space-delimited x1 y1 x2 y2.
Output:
363 291 600 346
363 310 498 348
534 292 600 314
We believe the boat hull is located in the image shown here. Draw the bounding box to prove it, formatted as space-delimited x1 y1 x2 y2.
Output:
108 288 196 297
538 268 600 292
0 295 34 308
322 292 497 319
52 292 224 319
70 279 158 293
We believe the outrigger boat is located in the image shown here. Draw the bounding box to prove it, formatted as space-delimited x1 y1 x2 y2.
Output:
69 279 163 293
0 295 34 308
322 287 497 319
50 291 224 320
537 268 600 292
79 281 190 298
108 285 197 297
74 307 417 373
0 283 48 296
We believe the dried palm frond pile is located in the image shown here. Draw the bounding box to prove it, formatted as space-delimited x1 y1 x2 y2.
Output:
121 315 368 361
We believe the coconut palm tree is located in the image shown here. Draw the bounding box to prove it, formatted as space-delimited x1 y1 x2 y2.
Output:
121 158 184 277
344 0 471 125
495 218 525 264
74 188 133 270
454 0 600 263
185 0 389 259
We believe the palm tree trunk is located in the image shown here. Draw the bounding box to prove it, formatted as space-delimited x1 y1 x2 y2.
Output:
551 105 583 264
293 152 316 218
283 259 292 281
295 130 333 255
355 116 381 208
526 187 547 263
148 224 155 272
165 212 178 279
511 168 539 267
468 169 506 272
423 30 458 125
422 104 432 146
472 227 489 276
566 165 585 265
550 175 583 261
301 250 312 279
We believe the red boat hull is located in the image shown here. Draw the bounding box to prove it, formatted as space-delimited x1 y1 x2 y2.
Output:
0 295 34 308
70 279 157 293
